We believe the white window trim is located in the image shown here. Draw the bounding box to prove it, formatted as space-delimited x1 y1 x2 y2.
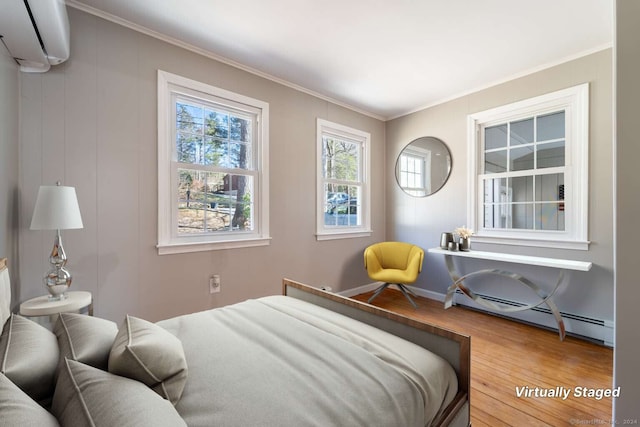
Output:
157 70 270 254
316 119 371 241
466 83 589 250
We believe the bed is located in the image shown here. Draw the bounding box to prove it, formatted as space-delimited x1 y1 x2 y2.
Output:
0 259 470 427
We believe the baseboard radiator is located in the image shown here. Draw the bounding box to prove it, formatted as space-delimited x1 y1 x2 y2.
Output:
453 290 614 347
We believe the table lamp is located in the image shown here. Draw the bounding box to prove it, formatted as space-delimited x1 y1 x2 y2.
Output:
30 183 83 300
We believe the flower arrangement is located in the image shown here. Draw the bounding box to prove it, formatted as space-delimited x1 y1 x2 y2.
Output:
454 226 474 239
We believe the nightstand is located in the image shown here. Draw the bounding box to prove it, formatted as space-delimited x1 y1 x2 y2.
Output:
19 291 93 318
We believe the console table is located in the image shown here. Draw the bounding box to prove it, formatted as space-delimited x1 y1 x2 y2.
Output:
428 248 592 340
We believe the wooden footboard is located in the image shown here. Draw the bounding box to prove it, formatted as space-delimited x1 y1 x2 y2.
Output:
283 278 470 427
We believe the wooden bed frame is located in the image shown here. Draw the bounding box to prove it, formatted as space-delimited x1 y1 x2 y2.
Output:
283 278 471 427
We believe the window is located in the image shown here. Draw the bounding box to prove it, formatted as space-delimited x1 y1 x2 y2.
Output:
467 84 589 250
157 70 269 254
316 119 371 240
398 149 429 196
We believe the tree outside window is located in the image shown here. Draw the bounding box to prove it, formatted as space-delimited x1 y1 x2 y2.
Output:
157 70 269 254
316 119 371 240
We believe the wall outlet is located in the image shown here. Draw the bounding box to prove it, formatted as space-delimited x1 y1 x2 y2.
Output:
209 275 221 294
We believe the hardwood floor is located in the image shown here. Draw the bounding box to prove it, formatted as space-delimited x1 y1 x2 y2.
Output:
351 289 614 427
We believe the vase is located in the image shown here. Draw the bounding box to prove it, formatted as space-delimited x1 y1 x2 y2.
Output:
440 232 454 249
459 237 471 251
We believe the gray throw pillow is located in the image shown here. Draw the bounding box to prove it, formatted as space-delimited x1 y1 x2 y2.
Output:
52 359 187 427
0 372 60 427
0 314 58 402
54 312 118 372
108 315 188 405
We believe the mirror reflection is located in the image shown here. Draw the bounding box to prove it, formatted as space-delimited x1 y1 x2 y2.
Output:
395 136 452 197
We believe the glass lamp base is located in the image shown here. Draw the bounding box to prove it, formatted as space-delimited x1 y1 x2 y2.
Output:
47 292 68 301
44 231 73 301
45 268 71 301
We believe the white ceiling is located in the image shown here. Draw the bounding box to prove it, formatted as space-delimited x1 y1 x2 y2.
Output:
67 0 613 120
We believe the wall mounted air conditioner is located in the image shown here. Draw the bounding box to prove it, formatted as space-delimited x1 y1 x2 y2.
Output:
0 0 70 72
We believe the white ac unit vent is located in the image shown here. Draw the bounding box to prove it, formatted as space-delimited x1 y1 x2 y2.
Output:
0 0 70 73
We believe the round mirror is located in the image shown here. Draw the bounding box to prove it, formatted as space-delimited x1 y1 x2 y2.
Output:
395 136 452 197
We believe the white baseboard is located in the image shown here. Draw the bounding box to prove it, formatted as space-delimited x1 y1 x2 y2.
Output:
338 282 381 297
449 291 614 347
339 284 613 347
338 282 445 302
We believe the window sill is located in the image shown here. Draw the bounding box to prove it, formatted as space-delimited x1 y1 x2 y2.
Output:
472 235 590 251
316 230 372 241
157 237 271 255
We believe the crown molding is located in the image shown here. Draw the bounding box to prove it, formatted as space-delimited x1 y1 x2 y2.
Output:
65 0 386 121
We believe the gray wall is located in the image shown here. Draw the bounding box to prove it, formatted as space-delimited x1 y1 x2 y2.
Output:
3 1 638 419
0 46 19 304
614 0 640 418
17 8 385 322
386 49 614 327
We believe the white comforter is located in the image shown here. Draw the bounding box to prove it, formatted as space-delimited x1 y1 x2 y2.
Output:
158 295 458 427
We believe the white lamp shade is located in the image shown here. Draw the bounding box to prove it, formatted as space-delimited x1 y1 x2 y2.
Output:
30 185 84 230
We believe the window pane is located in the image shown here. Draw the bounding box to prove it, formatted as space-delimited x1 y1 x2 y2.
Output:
325 184 349 214
230 117 251 142
483 203 498 228
203 137 225 166
537 111 565 141
177 101 254 171
205 110 228 138
485 124 507 150
536 203 564 230
398 153 425 196
332 141 358 181
324 184 360 226
229 142 251 169
483 178 508 228
510 146 534 171
177 103 203 134
226 174 253 230
485 150 507 173
484 203 508 228
537 140 565 169
511 176 534 202
177 169 253 233
324 138 359 181
483 177 508 204
177 134 200 163
512 203 534 229
535 173 564 202
510 118 534 145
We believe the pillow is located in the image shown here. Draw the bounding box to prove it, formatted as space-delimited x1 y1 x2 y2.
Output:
52 359 187 427
0 372 60 427
0 314 58 402
54 313 118 372
108 315 188 405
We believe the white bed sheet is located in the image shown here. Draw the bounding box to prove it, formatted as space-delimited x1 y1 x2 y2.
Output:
158 295 458 427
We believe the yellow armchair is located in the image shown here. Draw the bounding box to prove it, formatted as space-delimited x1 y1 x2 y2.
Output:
364 242 424 308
